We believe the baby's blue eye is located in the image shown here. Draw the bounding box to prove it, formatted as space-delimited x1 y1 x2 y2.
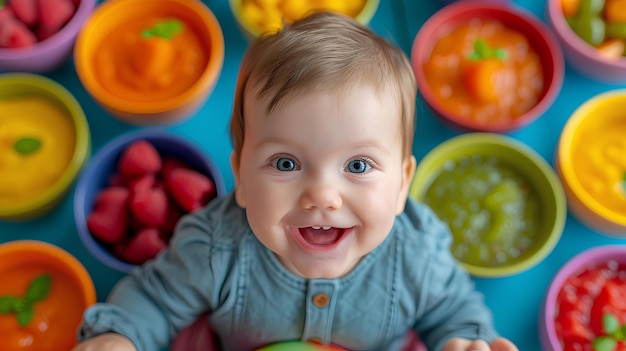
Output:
276 157 297 171
346 159 371 174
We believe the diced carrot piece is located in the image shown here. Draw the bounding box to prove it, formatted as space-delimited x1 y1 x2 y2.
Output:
605 0 626 23
562 0 581 18
597 38 626 59
462 58 506 104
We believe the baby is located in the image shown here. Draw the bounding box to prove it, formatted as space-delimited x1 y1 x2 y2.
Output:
73 11 519 351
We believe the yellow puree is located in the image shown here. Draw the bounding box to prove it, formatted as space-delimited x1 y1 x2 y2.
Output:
574 125 626 214
0 97 75 207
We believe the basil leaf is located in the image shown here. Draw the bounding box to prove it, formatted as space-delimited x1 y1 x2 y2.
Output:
604 313 620 334
16 306 34 327
0 296 20 314
13 137 42 156
24 274 51 303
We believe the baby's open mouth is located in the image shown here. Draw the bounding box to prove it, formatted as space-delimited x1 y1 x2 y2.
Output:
298 226 346 245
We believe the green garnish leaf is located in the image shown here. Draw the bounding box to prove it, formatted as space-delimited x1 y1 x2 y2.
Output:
24 274 52 303
468 38 508 61
0 274 52 327
0 296 20 314
16 306 34 327
593 336 617 351
604 313 620 334
142 19 184 40
13 137 42 156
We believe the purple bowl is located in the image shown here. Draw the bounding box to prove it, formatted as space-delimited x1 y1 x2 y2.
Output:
546 0 626 83
540 245 626 351
0 0 96 73
73 128 227 273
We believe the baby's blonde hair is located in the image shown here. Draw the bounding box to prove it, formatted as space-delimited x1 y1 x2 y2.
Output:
230 11 417 163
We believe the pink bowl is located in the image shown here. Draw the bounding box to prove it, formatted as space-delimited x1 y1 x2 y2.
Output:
540 245 626 351
0 0 96 73
411 1 564 133
546 0 626 83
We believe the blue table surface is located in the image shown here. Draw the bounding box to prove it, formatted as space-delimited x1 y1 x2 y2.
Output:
2 0 626 350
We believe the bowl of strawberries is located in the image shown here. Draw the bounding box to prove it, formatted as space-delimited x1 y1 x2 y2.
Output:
0 0 96 72
73 128 226 273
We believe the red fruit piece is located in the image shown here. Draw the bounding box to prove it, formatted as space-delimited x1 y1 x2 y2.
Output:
161 200 183 235
8 0 38 27
118 228 168 265
118 140 162 178
86 187 130 245
127 174 157 195
37 0 75 34
162 157 191 179
0 7 14 23
129 188 169 227
165 168 215 212
0 18 37 48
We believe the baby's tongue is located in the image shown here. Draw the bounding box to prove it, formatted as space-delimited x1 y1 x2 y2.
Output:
300 227 341 245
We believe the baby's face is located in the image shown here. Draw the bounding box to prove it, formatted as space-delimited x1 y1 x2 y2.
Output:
232 85 415 279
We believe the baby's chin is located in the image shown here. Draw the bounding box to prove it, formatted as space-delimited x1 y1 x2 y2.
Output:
277 254 362 279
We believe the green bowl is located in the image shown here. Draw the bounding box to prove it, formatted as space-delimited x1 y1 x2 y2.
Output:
409 133 565 277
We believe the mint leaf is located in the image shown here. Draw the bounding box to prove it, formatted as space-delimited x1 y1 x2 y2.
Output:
0 296 20 314
16 306 34 327
142 19 184 40
13 137 42 156
24 274 51 303
604 314 620 334
593 336 617 351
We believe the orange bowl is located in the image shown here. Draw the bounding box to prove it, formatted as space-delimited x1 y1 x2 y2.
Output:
0 240 96 350
74 0 224 125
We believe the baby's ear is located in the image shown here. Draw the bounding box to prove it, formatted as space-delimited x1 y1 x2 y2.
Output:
230 152 246 208
395 155 416 215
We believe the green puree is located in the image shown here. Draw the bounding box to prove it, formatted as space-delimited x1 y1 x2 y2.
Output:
423 155 539 267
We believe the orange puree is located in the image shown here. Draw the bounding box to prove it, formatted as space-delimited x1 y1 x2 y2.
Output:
0 267 87 350
423 19 544 124
573 125 626 215
0 97 75 207
94 17 208 102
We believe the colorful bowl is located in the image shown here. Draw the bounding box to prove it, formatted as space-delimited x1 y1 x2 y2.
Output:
409 133 566 277
0 73 91 221
74 0 224 125
546 0 626 83
411 1 564 133
540 245 626 351
0 0 96 72
556 90 626 236
74 129 227 273
0 240 96 349
229 0 380 39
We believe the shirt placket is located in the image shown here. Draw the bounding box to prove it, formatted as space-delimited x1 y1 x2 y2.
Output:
302 280 339 345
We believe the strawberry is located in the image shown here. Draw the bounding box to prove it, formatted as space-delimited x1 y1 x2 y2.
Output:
117 140 162 178
86 187 130 245
0 18 36 48
8 0 38 27
161 157 191 179
165 168 216 212
118 228 168 265
36 0 75 34
129 188 169 227
161 200 183 235
127 174 157 195
0 7 14 23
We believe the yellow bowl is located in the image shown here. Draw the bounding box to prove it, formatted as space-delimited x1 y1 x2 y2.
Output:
74 0 224 125
0 73 91 221
556 90 626 236
229 0 380 40
410 133 566 277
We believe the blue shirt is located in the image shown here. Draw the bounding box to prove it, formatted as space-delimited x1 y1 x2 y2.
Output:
79 193 499 351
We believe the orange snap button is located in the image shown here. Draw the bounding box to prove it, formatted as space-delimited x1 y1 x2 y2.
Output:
312 293 329 307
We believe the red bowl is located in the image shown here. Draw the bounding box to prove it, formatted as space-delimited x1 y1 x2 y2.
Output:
411 1 564 133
